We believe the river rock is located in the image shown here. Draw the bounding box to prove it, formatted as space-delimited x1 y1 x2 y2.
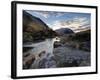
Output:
39 56 57 68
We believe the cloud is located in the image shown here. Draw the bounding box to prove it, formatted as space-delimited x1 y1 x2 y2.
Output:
33 11 50 18
54 13 64 17
33 11 65 18
51 17 90 32
51 20 69 30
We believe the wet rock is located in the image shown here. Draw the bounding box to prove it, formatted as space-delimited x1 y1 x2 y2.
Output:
23 53 35 69
39 57 57 68
30 59 40 69
39 51 46 58
53 46 90 67
54 42 62 48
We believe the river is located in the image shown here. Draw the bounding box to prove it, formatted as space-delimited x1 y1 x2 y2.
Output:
23 38 60 58
23 37 60 69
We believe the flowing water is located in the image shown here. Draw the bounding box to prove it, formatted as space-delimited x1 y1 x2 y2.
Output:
23 38 60 69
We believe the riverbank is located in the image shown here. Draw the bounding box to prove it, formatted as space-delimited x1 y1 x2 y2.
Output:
53 46 90 67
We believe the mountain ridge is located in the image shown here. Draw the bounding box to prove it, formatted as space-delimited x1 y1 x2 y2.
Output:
55 28 74 36
23 11 57 43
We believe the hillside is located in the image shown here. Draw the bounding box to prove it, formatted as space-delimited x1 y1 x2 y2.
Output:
70 29 90 42
55 29 91 51
23 11 57 44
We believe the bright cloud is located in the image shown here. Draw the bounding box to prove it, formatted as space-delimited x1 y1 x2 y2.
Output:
33 11 65 18
51 21 69 30
51 17 90 32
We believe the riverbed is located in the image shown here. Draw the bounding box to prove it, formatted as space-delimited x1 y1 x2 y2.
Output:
23 38 90 69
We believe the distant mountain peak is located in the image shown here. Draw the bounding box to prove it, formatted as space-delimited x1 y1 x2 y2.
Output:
55 28 74 35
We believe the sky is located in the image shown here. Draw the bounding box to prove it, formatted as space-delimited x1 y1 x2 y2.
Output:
26 10 91 32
